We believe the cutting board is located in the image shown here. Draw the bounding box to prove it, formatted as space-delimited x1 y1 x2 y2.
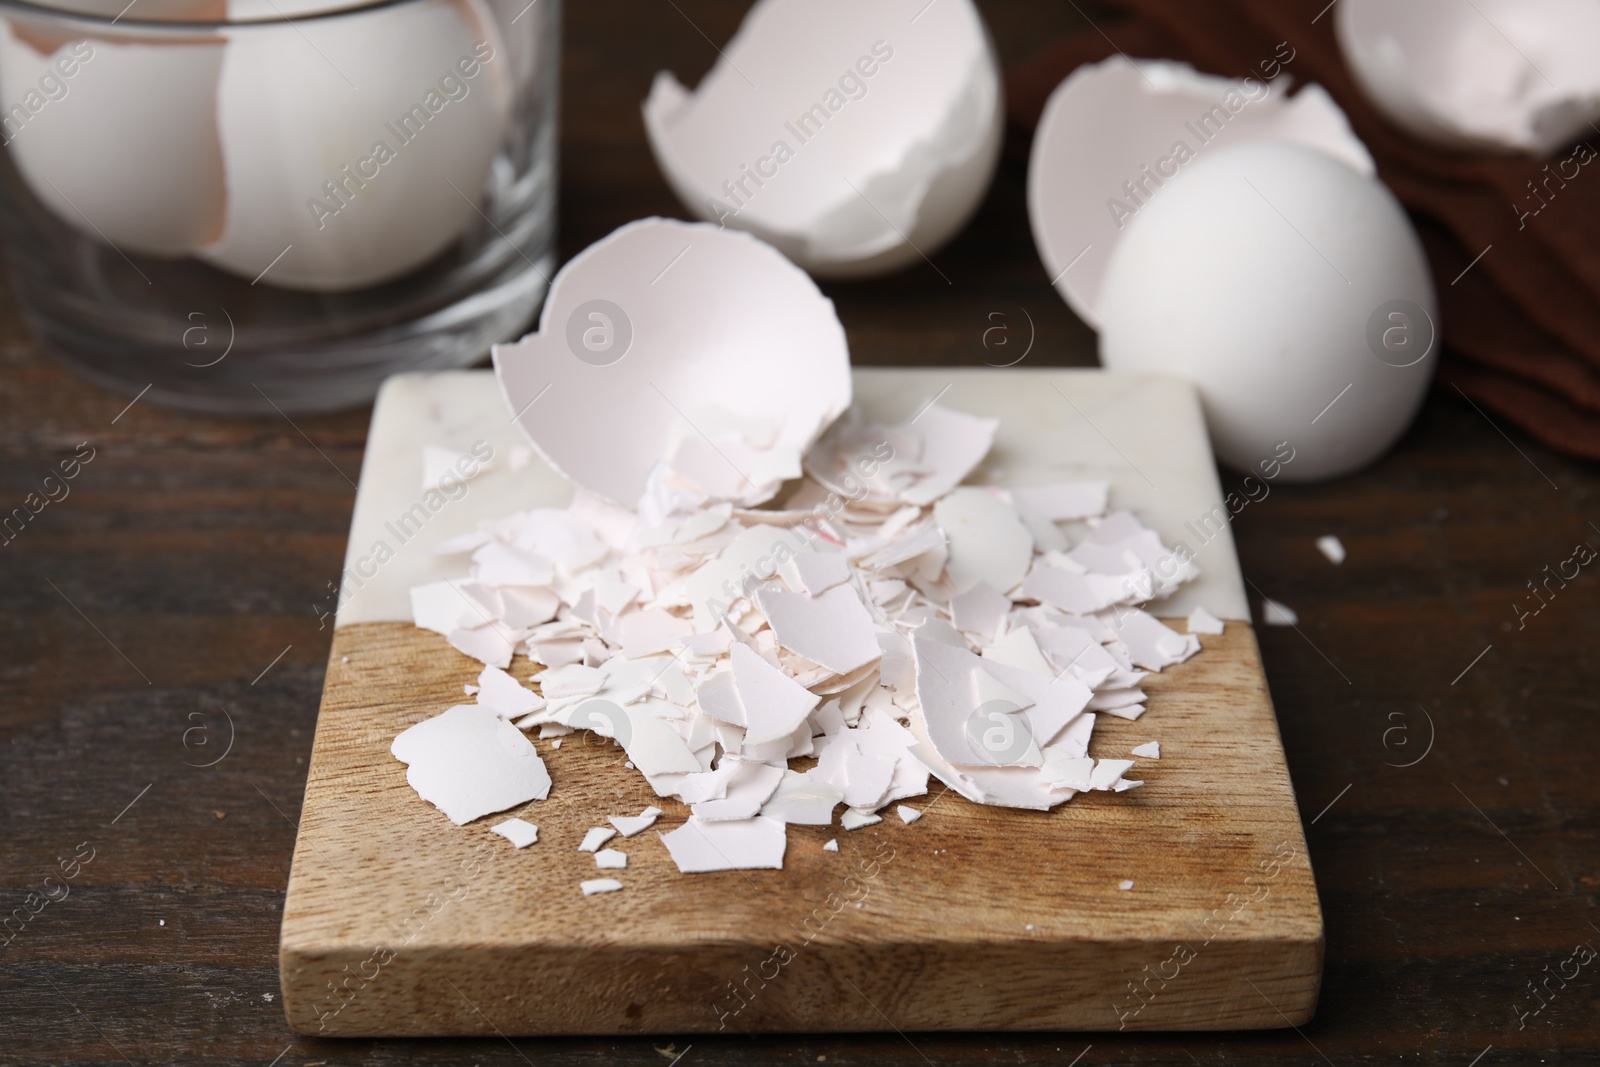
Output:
280 368 1322 1036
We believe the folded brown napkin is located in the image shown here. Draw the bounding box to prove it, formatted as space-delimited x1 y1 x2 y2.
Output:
1006 0 1600 460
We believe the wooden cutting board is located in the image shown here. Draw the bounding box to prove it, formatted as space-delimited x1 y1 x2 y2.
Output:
280 368 1321 1036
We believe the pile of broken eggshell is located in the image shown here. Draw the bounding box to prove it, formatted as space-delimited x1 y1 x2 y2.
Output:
390 219 1219 894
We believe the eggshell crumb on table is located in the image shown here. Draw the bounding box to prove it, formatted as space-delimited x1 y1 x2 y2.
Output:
578 827 617 853
1316 535 1346 564
581 878 623 896
490 818 539 848
1261 598 1299 626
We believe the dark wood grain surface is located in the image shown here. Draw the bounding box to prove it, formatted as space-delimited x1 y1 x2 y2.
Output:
2 2 1596 1064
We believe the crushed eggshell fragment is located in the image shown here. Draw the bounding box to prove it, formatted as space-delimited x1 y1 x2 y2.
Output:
581 878 624 896
490 818 539 848
391 705 551 826
1186 606 1225 635
579 827 618 853
1316 535 1346 565
608 807 663 837
594 849 628 870
659 816 787 872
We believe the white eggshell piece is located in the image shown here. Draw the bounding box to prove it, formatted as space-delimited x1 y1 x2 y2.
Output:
1097 142 1436 481
201 0 510 290
934 487 1034 595
0 27 225 256
391 704 551 825
754 584 881 676
493 218 852 506
642 0 1002 277
490 817 539 847
658 815 787 872
607 806 663 837
1337 0 1600 156
1028 56 1373 328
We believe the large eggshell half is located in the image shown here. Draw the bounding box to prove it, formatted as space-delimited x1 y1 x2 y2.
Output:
1028 56 1372 329
1336 0 1600 156
0 22 226 256
492 218 852 507
1098 141 1436 482
200 0 510 291
643 0 1001 279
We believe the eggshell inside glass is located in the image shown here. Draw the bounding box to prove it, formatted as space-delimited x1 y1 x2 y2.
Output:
1336 0 1600 155
493 218 852 507
1097 141 1436 482
0 22 226 256
643 0 1001 279
200 0 510 291
1028 56 1373 329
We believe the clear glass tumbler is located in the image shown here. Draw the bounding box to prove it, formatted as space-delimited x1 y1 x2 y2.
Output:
0 0 557 413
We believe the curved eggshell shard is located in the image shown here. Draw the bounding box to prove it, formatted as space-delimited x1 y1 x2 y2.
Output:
200 0 510 291
642 0 1001 279
1336 0 1600 156
0 20 226 256
493 217 851 507
1027 55 1372 329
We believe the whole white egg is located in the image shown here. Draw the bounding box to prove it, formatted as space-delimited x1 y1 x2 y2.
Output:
201 0 510 291
1097 141 1436 481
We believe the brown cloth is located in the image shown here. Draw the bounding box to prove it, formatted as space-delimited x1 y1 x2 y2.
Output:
1005 0 1600 461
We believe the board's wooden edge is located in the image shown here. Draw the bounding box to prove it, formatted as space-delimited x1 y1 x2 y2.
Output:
280 621 1323 1035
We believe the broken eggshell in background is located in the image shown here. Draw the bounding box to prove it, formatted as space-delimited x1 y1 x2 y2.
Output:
643 0 1002 279
492 217 852 506
1336 0 1600 156
0 18 227 257
200 0 511 290
1097 140 1436 481
1027 55 1373 328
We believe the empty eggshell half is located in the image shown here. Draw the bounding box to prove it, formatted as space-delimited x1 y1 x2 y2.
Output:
0 21 227 257
492 217 852 506
200 0 510 290
1098 141 1436 482
1336 0 1600 156
1028 56 1373 329
643 0 1002 278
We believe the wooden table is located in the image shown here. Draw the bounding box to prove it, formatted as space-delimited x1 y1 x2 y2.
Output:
2 2 1595 1063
